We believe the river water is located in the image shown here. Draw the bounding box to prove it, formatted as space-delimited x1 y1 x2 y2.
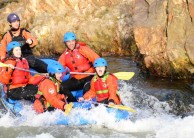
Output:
0 57 194 138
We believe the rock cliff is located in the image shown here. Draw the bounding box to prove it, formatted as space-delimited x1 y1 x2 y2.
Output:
0 0 193 79
133 0 194 78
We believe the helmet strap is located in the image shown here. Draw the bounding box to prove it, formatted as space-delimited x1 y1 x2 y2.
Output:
9 22 20 32
65 41 76 50
49 75 61 83
96 68 107 78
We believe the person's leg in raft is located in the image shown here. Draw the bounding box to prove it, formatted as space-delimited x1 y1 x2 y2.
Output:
7 84 38 101
83 81 91 95
60 78 80 102
60 75 93 102
7 87 23 100
25 55 48 73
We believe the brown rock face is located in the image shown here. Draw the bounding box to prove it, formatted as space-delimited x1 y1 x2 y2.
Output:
0 0 134 56
0 0 193 79
133 0 194 79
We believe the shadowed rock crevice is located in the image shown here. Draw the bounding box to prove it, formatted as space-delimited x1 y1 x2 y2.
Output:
0 0 18 9
186 0 193 23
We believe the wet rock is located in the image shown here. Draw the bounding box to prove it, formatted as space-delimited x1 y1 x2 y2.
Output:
0 0 193 79
0 0 134 56
133 0 194 79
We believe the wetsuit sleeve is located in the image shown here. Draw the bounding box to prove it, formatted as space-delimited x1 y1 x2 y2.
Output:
83 78 96 100
39 79 65 110
28 75 46 85
79 46 100 64
0 60 15 84
106 75 119 104
0 33 12 60
22 29 38 47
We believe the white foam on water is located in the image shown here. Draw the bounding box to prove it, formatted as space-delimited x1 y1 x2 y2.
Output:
100 81 194 137
17 133 55 138
0 81 194 138
155 116 194 138
0 112 15 127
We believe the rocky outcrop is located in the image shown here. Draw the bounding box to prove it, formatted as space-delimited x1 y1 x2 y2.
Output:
133 0 194 78
0 0 134 56
0 0 193 79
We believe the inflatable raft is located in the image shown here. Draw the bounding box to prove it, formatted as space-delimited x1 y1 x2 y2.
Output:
0 58 132 125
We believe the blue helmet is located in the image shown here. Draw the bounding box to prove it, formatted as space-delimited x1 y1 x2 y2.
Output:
63 32 76 42
93 58 108 67
47 62 65 74
7 13 20 23
7 41 21 52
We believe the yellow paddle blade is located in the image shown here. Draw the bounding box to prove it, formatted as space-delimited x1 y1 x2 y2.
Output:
108 104 136 113
113 72 135 80
64 102 73 116
0 62 9 67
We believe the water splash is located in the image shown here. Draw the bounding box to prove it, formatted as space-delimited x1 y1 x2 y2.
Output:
0 81 194 137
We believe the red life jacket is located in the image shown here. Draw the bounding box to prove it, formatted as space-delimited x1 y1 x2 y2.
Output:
11 58 30 85
33 77 65 113
94 72 110 102
64 43 92 72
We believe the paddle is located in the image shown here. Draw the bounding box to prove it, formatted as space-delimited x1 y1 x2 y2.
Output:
84 100 136 113
70 72 135 80
0 62 135 80
64 102 73 115
64 97 73 115
0 62 13 67
0 62 42 75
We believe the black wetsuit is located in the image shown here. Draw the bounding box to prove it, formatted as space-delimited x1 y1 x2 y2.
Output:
60 75 93 102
